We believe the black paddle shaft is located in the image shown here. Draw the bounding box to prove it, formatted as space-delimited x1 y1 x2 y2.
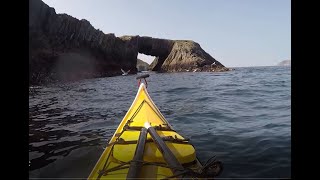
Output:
147 126 185 176
136 74 150 80
136 74 150 88
126 128 148 179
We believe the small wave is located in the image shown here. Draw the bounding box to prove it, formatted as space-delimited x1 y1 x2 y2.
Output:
29 66 291 178
165 87 195 93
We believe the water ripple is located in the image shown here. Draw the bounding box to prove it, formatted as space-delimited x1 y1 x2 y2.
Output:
29 66 291 178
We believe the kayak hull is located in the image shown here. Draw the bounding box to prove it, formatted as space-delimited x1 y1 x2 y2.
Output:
88 83 202 179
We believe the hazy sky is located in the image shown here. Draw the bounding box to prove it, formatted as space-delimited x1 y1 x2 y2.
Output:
42 0 291 67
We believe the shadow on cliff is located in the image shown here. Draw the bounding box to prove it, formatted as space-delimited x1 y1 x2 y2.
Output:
52 51 97 82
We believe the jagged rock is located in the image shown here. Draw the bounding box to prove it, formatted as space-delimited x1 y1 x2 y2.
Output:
29 0 230 85
145 39 229 72
158 40 226 72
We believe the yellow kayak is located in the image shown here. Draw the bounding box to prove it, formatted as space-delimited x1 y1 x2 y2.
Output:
88 78 222 179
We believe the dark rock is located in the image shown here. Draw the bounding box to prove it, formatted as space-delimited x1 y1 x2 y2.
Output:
29 0 138 85
29 0 230 85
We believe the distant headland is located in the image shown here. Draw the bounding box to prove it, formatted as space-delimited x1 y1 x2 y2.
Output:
29 0 230 85
277 60 291 66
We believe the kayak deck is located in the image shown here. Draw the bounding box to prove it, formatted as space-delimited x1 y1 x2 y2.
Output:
88 83 202 179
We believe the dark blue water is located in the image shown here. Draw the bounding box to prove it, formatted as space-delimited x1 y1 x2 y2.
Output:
29 66 291 179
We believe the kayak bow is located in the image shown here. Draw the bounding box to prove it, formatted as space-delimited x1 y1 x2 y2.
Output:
88 81 221 179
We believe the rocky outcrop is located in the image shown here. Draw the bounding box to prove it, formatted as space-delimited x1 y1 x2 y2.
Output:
150 40 229 72
29 0 229 85
136 59 149 71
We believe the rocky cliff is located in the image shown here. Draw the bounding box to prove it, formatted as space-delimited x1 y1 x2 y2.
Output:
29 0 229 85
150 40 229 72
29 0 139 85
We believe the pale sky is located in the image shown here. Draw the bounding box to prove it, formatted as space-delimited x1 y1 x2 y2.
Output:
42 0 291 67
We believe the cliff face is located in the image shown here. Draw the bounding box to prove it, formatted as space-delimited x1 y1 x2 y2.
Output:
29 0 229 85
29 0 138 85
